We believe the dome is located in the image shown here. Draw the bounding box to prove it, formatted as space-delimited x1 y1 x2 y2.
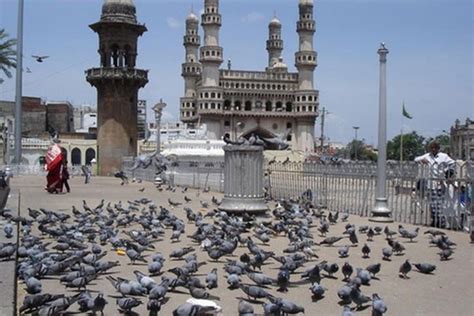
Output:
186 12 199 23
273 57 288 70
101 0 137 23
269 17 281 27
299 0 313 6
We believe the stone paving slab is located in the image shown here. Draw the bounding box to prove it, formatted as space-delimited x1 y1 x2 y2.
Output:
7 175 474 315
0 189 19 316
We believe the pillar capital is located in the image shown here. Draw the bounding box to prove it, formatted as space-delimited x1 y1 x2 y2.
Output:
378 42 389 62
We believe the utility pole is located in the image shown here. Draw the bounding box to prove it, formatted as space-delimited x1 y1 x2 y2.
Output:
14 0 24 164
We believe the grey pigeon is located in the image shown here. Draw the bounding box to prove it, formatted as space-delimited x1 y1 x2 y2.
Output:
342 262 353 281
399 259 411 278
117 297 142 313
372 293 388 315
350 286 371 308
25 277 42 294
382 247 392 261
239 284 272 301
414 263 436 274
362 243 371 258
206 268 218 289
338 245 350 258
342 305 355 316
366 263 381 277
238 299 254 316
3 221 13 238
310 283 327 299
227 274 241 289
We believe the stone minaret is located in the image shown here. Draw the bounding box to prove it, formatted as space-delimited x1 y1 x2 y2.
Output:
266 16 283 69
198 0 224 139
294 0 318 151
86 0 148 176
180 11 201 127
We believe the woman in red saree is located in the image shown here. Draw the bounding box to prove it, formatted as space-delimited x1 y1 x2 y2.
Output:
45 140 65 193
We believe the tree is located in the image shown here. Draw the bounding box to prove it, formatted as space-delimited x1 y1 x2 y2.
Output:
336 139 377 162
0 29 17 84
387 131 425 161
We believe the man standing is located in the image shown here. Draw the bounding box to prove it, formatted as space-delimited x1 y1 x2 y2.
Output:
414 141 455 227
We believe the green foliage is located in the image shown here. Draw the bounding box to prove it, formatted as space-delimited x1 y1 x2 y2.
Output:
336 139 377 162
0 29 17 84
387 131 426 161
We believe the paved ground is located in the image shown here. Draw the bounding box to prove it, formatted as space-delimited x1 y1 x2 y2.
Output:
6 175 474 315
0 188 19 316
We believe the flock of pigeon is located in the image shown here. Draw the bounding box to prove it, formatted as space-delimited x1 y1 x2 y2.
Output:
0 182 461 315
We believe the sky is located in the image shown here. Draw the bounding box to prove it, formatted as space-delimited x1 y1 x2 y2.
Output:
0 0 472 145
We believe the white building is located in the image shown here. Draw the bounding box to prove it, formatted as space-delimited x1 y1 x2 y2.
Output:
180 0 319 152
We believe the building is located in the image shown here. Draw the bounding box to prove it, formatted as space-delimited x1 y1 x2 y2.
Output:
1 97 77 137
450 118 474 161
86 0 148 176
73 104 96 132
137 99 147 139
45 101 75 133
180 0 319 152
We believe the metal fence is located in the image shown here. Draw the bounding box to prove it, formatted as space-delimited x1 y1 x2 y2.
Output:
268 160 473 231
122 157 225 192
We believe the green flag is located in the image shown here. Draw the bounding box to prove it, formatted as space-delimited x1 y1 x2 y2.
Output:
402 103 412 119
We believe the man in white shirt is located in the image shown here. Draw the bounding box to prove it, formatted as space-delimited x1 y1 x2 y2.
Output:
414 141 455 227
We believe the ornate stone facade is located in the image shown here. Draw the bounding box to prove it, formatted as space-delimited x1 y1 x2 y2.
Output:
450 118 474 161
180 0 319 152
86 0 148 175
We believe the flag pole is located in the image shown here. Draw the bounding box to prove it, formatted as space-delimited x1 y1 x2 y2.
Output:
400 101 404 162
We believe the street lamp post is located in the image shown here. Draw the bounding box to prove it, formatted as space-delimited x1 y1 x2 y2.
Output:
352 126 359 160
370 42 393 223
152 99 166 155
14 0 24 164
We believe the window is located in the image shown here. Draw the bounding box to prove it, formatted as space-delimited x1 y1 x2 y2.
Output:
224 120 230 127
287 122 292 129
244 101 252 111
266 101 272 111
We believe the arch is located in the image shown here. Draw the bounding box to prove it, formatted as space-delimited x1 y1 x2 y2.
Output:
85 148 96 165
286 102 293 112
244 101 252 111
224 100 231 110
71 148 82 165
276 101 283 111
265 101 272 111
234 100 242 110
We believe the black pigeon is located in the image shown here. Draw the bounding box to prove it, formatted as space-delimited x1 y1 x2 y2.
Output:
399 259 411 278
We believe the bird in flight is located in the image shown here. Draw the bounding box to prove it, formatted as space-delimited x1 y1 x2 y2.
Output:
32 55 49 62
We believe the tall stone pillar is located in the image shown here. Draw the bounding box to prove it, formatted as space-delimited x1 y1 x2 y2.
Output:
219 144 268 214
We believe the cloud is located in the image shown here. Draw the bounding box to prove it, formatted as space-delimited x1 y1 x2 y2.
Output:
166 17 181 29
241 11 265 24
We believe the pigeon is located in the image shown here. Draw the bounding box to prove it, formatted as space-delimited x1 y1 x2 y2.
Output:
239 284 273 301
310 283 327 299
367 228 375 241
25 277 42 294
362 244 371 258
438 249 454 261
399 259 412 278
382 247 393 261
205 268 218 289
147 298 162 314
338 245 350 258
424 229 446 237
366 263 381 277
384 226 397 239
277 269 290 292
337 285 353 304
342 304 356 316
238 299 254 316
3 221 13 238
319 236 344 246
117 297 142 313
227 274 241 289
372 293 388 315
350 286 371 309
414 263 436 274
401 227 420 242
342 262 354 281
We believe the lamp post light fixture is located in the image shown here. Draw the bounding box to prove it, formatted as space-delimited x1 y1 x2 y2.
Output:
370 42 393 223
152 99 166 154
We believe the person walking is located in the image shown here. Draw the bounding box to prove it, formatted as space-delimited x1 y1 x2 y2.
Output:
414 141 455 227
45 139 65 193
62 159 70 193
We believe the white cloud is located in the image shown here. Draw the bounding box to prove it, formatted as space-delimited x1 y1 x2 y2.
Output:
166 17 181 29
241 11 265 24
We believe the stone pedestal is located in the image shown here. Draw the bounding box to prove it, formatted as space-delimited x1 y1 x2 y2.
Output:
218 144 268 214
